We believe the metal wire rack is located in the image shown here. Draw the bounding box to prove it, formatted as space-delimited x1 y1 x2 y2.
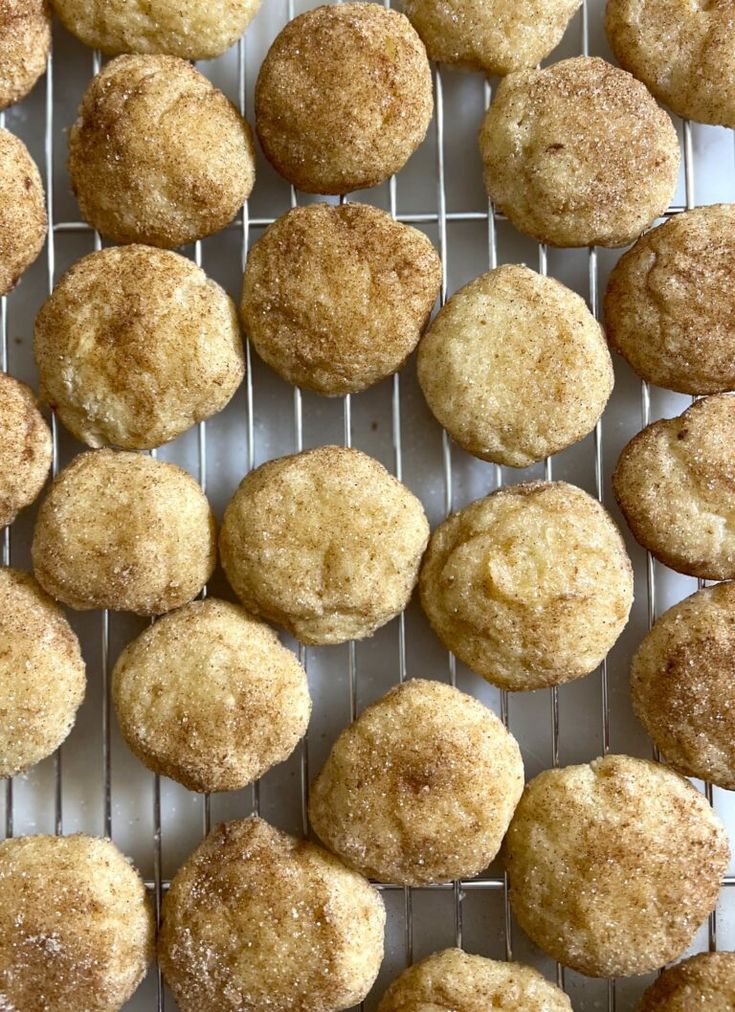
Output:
2 0 735 1009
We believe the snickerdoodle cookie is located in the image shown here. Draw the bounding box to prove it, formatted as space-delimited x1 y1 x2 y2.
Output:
614 395 735 579
418 264 613 467
68 55 255 248
51 0 260 60
0 128 46 295
32 449 216 615
605 204 735 394
0 834 154 1012
638 951 735 1011
420 481 633 691
0 0 50 110
378 948 572 1011
112 598 311 792
479 56 680 248
0 568 85 779
402 0 581 75
504 755 730 978
631 581 735 790
309 679 524 885
255 4 433 194
159 818 385 1012
606 0 735 128
220 446 429 645
0 373 51 527
241 202 441 395
35 245 244 450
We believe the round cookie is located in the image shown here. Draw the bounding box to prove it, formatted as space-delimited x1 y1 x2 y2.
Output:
0 0 51 111
504 754 730 978
159 817 385 1012
0 372 51 527
0 568 85 779
220 446 429 645
241 202 442 396
420 481 633 692
418 264 613 467
605 204 735 395
309 679 524 886
68 54 255 249
51 0 260 61
479 56 680 248
631 581 735 790
638 951 735 1011
606 0 735 128
255 3 433 195
402 0 581 75
378 948 572 1012
0 128 46 295
0 834 154 1012
32 449 216 615
35 245 245 450
613 394 735 580
112 598 311 792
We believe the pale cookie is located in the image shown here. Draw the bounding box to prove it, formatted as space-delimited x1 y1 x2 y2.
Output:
0 127 46 295
309 679 524 886
255 3 433 194
614 394 735 579
241 202 441 396
159 817 385 1012
0 372 51 527
0 0 51 110
479 56 680 248
220 446 429 645
418 264 613 467
504 755 730 977
420 481 633 692
638 951 735 1011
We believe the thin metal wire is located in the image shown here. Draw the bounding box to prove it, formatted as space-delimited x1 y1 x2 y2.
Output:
0 105 11 842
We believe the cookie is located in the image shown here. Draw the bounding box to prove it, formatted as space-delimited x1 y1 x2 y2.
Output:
638 951 735 1011
420 481 633 691
0 0 50 110
613 394 735 580
0 127 46 295
504 755 730 977
418 264 613 467
255 3 433 194
0 372 51 527
479 56 680 248
68 54 255 248
241 202 441 396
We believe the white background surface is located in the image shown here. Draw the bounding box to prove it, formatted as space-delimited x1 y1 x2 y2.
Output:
2 0 735 1008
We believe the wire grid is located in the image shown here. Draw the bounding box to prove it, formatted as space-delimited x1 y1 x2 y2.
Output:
2 1 735 1009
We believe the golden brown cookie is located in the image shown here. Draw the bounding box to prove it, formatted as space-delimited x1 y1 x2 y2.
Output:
0 127 46 295
112 598 311 792
32 449 216 615
402 0 581 75
255 3 433 194
0 0 50 110
220 446 429 645
479 56 680 248
420 481 633 691
35 245 245 450
606 0 735 127
68 55 255 249
613 394 735 580
241 202 441 396
0 568 85 779
418 264 613 467
309 679 524 886
0 834 154 1012
0 372 51 527
605 204 735 394
51 0 260 60
504 755 730 978
631 581 735 790
378 948 572 1012
638 951 735 1011
159 817 385 1012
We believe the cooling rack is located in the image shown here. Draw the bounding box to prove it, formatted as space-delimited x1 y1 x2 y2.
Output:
2 0 735 1008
